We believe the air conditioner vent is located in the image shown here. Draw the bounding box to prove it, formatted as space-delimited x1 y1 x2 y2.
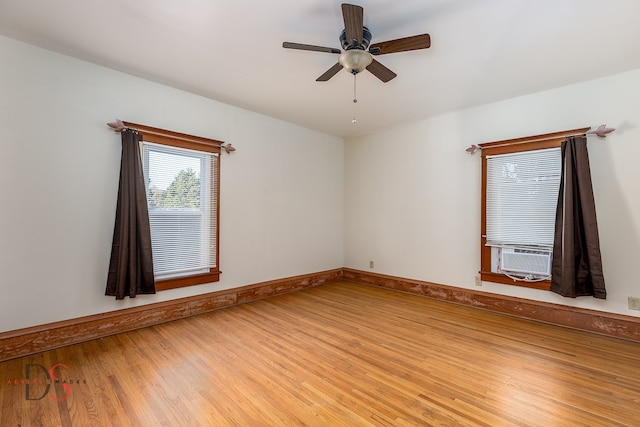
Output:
500 248 551 276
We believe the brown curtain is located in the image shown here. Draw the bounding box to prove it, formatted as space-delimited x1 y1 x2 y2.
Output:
106 129 155 299
551 135 606 299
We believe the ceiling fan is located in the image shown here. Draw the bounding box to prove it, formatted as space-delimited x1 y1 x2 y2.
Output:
283 3 431 83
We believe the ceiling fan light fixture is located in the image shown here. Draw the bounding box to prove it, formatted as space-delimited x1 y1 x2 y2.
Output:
339 49 372 74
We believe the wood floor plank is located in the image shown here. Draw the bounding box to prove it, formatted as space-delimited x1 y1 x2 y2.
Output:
2 281 640 426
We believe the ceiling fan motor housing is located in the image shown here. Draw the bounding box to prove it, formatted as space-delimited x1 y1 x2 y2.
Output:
340 26 371 50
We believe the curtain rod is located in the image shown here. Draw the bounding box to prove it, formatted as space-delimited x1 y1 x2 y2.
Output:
465 124 615 154
106 119 236 154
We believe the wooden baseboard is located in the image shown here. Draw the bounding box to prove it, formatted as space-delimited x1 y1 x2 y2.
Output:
3 267 639 362
0 269 343 362
342 268 640 343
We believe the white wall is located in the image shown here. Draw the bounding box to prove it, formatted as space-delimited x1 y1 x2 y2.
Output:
0 36 344 333
3 33 639 334
345 68 640 317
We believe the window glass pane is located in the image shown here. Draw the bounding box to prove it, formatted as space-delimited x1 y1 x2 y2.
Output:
142 142 217 279
147 148 201 209
485 147 560 249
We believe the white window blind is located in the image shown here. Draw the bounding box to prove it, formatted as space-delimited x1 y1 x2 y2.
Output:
142 142 218 280
485 147 561 249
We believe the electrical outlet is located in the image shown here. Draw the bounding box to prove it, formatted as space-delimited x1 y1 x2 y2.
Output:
475 275 482 286
628 297 640 311
369 261 374 269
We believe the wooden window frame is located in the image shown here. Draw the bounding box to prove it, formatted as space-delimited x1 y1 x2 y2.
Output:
478 127 589 290
124 122 222 291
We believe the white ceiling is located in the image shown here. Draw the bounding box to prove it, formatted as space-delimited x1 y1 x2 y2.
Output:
2 0 640 138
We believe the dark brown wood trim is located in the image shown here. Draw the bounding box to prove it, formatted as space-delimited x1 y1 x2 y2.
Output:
4 267 638 362
342 268 640 343
155 270 221 291
0 269 343 362
480 136 567 157
478 127 590 151
123 121 224 152
479 271 550 290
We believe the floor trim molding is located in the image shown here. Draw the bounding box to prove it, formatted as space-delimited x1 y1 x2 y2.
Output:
342 268 640 343
3 267 639 362
0 269 343 362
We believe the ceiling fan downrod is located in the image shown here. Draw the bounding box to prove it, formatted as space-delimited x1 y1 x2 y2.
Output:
352 72 358 124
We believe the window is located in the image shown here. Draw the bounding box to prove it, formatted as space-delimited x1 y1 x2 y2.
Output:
124 122 222 291
479 127 589 289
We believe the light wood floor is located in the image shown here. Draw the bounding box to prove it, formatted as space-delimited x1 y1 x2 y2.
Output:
2 282 640 426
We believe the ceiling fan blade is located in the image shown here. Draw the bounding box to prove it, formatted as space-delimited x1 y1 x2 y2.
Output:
369 34 431 55
283 42 341 54
342 3 363 47
366 59 397 83
316 63 343 82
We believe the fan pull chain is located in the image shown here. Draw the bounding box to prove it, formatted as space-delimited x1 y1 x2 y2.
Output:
352 73 358 124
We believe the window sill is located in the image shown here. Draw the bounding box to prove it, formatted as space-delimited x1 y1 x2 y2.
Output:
155 271 220 291
479 271 551 291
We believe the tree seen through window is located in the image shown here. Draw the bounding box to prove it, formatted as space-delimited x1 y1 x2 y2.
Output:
149 167 200 209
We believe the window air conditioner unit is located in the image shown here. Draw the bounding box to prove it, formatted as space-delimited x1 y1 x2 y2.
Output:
500 248 552 276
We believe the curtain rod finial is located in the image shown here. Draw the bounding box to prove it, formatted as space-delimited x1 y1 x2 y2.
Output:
586 124 615 138
107 119 126 132
222 143 236 154
466 144 480 154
